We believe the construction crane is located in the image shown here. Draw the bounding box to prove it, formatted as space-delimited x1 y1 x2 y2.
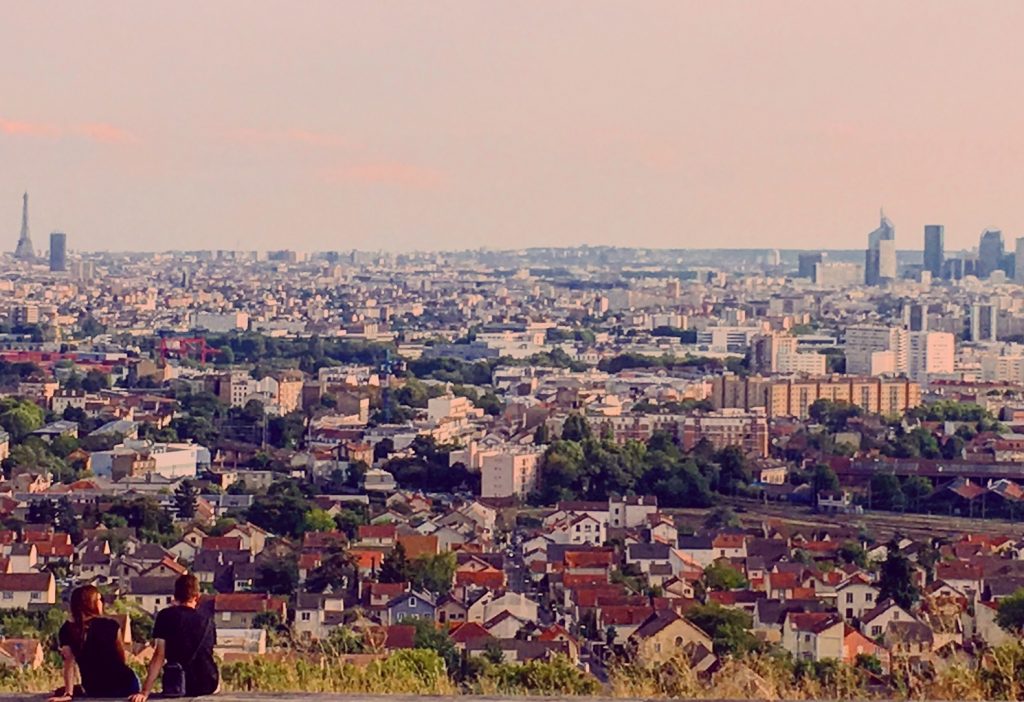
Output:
158 336 219 364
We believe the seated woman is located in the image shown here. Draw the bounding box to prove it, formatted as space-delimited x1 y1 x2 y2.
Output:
48 585 141 701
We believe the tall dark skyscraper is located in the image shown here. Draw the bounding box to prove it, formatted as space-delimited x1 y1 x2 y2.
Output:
923 225 944 278
978 228 1004 278
797 252 823 279
13 192 35 260
49 232 67 272
864 210 896 285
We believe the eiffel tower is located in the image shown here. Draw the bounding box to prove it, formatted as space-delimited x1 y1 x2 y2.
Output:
13 192 35 260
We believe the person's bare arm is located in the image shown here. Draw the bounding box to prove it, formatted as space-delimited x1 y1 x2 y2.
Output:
129 639 165 702
46 645 75 702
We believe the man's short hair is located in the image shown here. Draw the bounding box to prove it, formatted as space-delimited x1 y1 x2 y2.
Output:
174 574 200 603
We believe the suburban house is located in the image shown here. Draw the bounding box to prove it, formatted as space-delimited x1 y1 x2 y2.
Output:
0 573 55 609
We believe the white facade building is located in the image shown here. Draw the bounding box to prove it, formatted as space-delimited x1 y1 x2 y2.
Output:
907 331 955 383
845 325 907 376
480 447 544 499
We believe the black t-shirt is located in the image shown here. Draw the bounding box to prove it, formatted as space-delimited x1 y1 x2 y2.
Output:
58 617 139 697
152 605 219 696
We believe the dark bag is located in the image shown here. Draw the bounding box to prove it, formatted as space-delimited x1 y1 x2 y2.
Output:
162 617 211 698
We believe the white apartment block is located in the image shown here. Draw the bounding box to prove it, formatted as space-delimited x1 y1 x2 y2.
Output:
907 331 955 383
193 311 250 333
480 447 544 499
776 349 827 374
845 325 907 376
695 326 763 354
427 394 479 424
981 351 1024 383
475 330 547 359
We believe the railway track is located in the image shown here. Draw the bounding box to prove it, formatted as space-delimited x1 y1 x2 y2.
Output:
670 497 1024 541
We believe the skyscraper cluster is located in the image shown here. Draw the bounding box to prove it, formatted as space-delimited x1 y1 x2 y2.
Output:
859 213 1024 285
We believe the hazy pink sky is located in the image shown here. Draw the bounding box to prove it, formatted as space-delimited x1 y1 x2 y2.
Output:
3 1 1024 252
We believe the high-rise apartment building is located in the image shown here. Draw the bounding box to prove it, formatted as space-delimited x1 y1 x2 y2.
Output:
903 303 928 332
865 211 896 285
1015 238 1024 284
49 232 67 272
750 332 826 375
923 225 944 278
681 409 769 457
978 229 1004 279
480 447 544 499
844 325 907 376
971 303 998 341
907 331 955 383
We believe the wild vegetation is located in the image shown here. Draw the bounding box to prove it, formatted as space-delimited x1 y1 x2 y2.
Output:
1 644 1023 699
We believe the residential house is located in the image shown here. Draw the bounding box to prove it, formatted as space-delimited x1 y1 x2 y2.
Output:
483 610 529 639
628 609 715 668
676 536 715 568
127 576 178 615
626 543 672 575
843 625 886 667
861 600 915 639
0 638 44 669
836 574 879 621
207 593 288 629
0 573 55 609
386 590 436 624
781 612 844 661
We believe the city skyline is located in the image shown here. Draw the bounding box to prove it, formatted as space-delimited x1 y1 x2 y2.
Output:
5 2 1024 251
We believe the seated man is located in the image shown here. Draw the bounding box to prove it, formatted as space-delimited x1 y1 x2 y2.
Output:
131 574 219 701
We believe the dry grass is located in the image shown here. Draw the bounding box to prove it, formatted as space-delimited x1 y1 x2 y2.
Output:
1 642 1021 699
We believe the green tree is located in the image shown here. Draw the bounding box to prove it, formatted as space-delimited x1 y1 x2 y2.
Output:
0 398 45 441
870 473 905 511
533 423 550 445
703 506 740 530
326 626 365 653
838 541 867 568
996 588 1024 635
174 479 200 520
812 463 841 506
685 603 760 655
409 616 458 674
704 562 748 591
267 411 305 449
254 555 299 595
561 413 592 442
877 539 919 609
333 508 367 539
380 541 410 583
715 446 750 494
246 492 311 538
303 508 337 533
902 476 933 511
407 552 456 596
49 434 80 458
306 548 357 595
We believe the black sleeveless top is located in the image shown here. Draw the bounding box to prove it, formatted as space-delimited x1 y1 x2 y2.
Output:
58 617 139 697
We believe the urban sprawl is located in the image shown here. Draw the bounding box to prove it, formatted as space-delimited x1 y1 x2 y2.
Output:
0 197 1023 696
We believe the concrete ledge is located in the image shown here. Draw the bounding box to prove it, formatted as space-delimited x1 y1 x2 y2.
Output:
0 697 655 702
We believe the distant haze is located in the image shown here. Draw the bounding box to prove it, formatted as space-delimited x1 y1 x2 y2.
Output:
3 1 1024 253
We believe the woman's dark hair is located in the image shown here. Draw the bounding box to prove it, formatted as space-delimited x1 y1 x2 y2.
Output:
69 585 103 650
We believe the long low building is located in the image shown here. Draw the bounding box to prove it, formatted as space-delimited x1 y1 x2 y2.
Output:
712 374 921 419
